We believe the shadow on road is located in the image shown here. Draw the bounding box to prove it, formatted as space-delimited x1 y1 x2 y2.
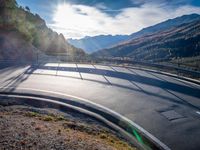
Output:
1 63 200 110
0 65 35 92
32 64 200 98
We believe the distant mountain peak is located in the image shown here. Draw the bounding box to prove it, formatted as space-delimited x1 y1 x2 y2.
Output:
68 34 129 53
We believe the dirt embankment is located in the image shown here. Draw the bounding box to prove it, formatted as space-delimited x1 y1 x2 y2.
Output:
0 105 136 150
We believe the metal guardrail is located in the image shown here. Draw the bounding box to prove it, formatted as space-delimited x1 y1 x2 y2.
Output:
0 90 170 150
0 57 200 79
94 57 200 79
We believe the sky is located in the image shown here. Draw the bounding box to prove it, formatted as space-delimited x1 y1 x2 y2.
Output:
16 0 200 39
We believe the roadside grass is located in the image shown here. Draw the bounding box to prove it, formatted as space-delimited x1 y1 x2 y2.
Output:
25 111 66 122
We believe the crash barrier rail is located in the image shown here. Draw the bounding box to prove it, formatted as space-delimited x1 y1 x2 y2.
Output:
0 91 170 150
0 57 199 80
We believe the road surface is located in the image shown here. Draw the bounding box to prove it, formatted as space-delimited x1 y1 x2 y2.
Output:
0 63 200 150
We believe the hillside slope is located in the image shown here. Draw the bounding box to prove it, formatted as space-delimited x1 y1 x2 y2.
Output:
0 0 85 61
93 20 200 61
0 30 36 61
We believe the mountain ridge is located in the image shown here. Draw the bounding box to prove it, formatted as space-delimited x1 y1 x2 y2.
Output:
128 13 200 41
92 19 200 62
68 14 200 53
68 34 129 54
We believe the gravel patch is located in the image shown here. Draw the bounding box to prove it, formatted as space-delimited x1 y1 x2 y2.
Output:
0 105 136 150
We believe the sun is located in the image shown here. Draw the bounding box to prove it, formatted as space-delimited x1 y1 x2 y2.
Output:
52 3 105 39
54 4 94 28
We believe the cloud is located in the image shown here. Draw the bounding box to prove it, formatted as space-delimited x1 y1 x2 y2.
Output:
48 2 200 39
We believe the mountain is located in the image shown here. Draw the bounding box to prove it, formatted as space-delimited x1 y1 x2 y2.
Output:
0 0 85 62
128 13 200 40
68 35 129 54
68 14 200 54
93 19 200 62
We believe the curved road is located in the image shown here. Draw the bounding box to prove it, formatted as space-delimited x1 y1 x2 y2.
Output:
0 63 200 150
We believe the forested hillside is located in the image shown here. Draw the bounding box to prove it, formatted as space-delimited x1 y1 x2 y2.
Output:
0 0 85 61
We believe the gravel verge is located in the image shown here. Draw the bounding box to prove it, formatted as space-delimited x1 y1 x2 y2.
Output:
0 104 137 150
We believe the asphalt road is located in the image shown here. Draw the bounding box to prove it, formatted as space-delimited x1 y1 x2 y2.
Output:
0 63 200 150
